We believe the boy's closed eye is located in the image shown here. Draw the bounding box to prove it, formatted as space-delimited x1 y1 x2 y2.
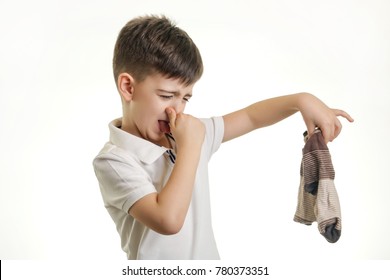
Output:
159 94 191 102
159 95 174 100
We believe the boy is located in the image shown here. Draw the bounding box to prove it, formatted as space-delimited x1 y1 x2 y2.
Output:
93 15 353 260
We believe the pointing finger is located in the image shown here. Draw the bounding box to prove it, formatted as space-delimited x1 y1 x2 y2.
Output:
333 109 354 123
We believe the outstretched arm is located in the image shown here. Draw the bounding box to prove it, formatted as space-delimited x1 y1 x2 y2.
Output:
222 92 354 143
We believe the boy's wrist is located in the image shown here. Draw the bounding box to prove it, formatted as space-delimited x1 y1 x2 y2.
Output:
295 92 315 112
176 144 202 160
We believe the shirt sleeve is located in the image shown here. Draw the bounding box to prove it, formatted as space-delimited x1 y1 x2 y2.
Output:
201 116 225 161
93 151 157 213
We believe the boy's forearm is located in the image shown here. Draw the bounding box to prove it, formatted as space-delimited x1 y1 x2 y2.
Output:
222 92 334 142
246 93 309 128
129 146 201 235
155 146 201 232
223 93 306 142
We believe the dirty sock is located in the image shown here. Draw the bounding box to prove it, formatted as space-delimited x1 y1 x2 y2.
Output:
294 129 342 243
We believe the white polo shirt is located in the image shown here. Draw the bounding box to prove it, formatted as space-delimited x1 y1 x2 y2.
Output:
93 116 224 259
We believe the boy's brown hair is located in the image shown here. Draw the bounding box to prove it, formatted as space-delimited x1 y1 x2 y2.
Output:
113 15 203 86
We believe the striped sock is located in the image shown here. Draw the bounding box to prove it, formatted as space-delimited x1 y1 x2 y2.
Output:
294 129 342 243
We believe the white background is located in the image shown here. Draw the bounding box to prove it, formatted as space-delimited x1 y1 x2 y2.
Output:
1 0 389 278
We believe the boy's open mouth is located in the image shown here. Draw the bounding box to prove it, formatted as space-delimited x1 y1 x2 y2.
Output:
158 120 170 133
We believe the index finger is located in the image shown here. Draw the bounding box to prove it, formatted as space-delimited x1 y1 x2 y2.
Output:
333 109 354 123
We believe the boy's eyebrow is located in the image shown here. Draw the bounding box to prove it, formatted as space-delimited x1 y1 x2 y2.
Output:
157 89 192 97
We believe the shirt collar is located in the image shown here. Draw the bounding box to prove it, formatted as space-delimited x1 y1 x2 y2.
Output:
109 118 169 165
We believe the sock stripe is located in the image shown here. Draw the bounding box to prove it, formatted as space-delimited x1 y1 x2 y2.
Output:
303 150 335 182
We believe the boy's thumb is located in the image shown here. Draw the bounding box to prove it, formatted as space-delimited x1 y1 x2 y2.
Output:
166 107 176 128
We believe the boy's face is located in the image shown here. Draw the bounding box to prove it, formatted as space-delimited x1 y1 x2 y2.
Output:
122 72 194 146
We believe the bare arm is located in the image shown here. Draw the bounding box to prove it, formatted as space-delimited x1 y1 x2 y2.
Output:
129 108 205 235
223 92 354 143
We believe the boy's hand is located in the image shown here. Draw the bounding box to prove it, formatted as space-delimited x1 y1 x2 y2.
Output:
299 93 354 143
166 107 205 150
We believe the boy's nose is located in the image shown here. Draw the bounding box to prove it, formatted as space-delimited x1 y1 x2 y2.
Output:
171 100 186 115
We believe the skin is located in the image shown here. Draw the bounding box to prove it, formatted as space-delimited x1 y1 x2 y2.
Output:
117 72 354 235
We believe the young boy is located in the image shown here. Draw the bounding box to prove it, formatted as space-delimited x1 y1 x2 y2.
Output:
93 15 353 260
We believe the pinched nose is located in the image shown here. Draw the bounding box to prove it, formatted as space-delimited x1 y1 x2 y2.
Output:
168 98 186 115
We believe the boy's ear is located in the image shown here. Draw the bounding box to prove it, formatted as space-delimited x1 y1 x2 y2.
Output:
117 73 135 102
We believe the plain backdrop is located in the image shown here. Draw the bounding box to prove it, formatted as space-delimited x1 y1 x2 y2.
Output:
1 0 389 278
